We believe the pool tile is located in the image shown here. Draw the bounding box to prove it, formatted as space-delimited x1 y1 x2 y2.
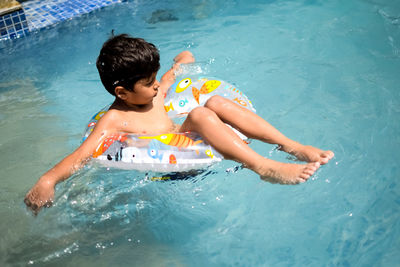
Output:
0 0 125 42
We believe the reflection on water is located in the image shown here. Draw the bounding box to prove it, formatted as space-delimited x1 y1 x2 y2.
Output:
6 165 222 266
0 79 70 265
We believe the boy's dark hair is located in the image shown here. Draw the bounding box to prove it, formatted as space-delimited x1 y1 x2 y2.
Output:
96 34 160 96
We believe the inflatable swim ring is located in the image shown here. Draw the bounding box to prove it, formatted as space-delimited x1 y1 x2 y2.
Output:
83 77 256 172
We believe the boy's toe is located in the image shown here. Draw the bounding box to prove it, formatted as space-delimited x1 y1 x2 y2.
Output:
304 169 314 176
323 151 334 159
320 151 334 164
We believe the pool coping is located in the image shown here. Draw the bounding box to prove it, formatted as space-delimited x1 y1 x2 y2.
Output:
0 0 22 16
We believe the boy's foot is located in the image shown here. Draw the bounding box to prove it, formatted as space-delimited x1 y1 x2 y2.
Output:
256 160 320 185
280 142 334 165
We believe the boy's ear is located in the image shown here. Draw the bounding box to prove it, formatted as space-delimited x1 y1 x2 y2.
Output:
114 86 128 100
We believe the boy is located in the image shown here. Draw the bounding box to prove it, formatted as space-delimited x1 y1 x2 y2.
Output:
24 34 334 213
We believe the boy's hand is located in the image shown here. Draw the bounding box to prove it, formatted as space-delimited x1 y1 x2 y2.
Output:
160 51 195 94
24 177 55 215
173 51 195 65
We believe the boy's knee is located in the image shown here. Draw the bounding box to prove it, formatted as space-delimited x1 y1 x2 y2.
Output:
188 106 216 123
204 95 226 111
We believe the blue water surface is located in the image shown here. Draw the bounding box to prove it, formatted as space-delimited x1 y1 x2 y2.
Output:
0 0 399 266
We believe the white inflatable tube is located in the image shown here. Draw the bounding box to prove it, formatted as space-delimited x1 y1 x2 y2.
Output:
83 77 256 172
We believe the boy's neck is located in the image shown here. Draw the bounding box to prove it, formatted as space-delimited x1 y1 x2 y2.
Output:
111 97 153 112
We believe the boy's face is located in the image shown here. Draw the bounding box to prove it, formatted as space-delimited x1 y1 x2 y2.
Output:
123 72 159 105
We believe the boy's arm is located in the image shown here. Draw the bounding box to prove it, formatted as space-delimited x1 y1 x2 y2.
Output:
24 114 115 214
159 51 195 95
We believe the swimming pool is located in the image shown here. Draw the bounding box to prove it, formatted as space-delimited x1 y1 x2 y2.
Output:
1 0 399 265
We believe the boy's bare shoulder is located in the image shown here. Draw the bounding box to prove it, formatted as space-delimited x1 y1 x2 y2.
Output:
100 107 144 134
104 108 122 117
94 108 124 131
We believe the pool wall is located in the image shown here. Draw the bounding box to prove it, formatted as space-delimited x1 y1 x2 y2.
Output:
0 0 125 42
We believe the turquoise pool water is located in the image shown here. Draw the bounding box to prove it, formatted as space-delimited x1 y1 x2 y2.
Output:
1 0 399 266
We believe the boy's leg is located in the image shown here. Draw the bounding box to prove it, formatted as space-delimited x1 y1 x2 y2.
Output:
180 107 320 184
204 96 334 164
